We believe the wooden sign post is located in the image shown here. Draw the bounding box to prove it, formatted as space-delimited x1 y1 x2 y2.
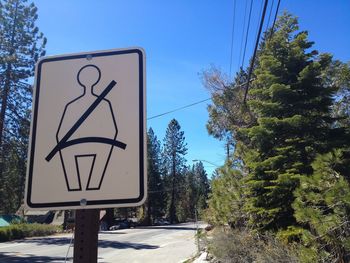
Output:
73 209 100 263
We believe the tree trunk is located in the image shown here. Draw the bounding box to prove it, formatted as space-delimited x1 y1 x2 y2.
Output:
104 208 114 228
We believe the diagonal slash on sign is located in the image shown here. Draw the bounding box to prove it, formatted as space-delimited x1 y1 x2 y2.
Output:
45 80 127 162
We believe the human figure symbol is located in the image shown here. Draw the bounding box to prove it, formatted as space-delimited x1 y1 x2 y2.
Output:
49 64 126 191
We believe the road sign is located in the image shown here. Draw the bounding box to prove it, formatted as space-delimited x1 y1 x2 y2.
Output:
25 48 147 210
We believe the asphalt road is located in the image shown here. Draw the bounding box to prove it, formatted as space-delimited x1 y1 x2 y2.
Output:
0 222 200 263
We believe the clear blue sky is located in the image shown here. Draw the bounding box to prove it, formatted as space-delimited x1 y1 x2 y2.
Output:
34 0 350 176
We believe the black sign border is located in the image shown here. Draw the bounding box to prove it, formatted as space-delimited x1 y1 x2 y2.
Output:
26 49 145 208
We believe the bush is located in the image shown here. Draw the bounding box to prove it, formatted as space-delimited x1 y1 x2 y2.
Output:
0 223 61 242
208 227 298 263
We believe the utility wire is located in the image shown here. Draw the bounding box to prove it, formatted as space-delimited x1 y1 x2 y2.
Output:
147 80 255 121
229 0 236 80
255 0 264 37
271 0 281 33
241 0 254 69
243 0 269 103
265 0 275 32
147 98 211 120
150 1 280 118
238 0 249 70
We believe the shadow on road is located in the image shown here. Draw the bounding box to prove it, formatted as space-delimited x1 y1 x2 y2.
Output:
13 237 159 250
15 237 71 246
0 253 68 263
98 240 158 250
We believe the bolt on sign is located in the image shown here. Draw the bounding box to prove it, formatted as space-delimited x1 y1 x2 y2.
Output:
25 48 147 210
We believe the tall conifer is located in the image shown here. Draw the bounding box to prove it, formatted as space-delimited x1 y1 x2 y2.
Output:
0 0 46 212
240 13 335 230
293 149 350 262
163 119 187 223
143 128 165 224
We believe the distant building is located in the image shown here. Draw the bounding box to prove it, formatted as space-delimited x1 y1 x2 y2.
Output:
16 205 54 224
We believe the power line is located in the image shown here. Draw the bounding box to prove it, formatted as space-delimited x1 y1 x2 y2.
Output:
147 98 211 120
271 0 281 33
229 0 236 80
255 0 264 37
147 80 255 121
241 0 254 69
148 2 273 120
238 0 249 70
193 159 220 167
243 0 269 103
265 0 275 32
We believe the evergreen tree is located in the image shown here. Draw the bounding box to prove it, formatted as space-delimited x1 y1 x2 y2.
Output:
238 13 335 231
0 0 46 213
328 60 350 128
163 119 187 223
192 161 210 214
203 11 350 261
177 166 193 222
292 149 350 262
206 166 245 227
176 162 209 221
143 128 165 225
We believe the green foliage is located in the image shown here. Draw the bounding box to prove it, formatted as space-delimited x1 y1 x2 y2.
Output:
239 13 335 231
138 123 210 225
206 166 245 227
192 162 210 214
292 149 350 262
141 128 165 225
321 57 350 128
0 0 46 213
204 11 350 262
177 162 210 222
163 119 188 223
0 223 60 242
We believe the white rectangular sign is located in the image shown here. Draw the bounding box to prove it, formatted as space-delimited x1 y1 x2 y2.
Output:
25 48 147 210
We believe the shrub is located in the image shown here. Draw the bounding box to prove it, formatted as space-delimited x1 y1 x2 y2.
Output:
0 223 60 242
208 227 298 263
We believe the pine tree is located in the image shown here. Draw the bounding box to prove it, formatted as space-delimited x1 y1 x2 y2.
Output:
0 0 46 213
143 128 165 225
293 149 350 262
203 10 350 261
206 166 245 227
177 166 193 222
178 166 199 221
239 13 335 231
175 163 209 222
163 119 187 223
192 161 210 214
329 60 350 128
